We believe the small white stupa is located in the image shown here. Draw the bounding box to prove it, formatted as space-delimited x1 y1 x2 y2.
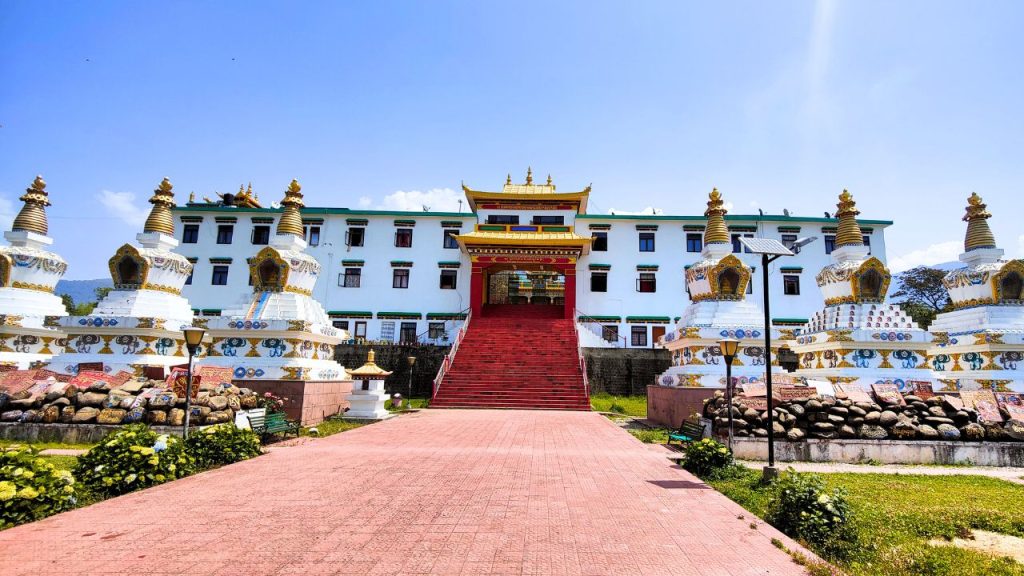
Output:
792 190 933 390
345 349 392 419
657 189 777 388
49 178 197 376
928 193 1024 392
0 176 68 369
203 180 349 383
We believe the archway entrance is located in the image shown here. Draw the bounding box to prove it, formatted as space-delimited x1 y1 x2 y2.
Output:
470 259 577 319
487 269 565 306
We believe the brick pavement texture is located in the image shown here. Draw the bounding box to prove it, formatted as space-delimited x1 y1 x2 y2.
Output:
0 410 814 575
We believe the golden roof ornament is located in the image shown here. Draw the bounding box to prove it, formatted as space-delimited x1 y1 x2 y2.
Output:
834 189 865 248
346 348 393 379
143 177 176 235
703 188 730 245
189 192 195 203
506 174 512 185
525 167 533 185
546 174 553 186
12 175 51 235
276 179 305 237
963 192 996 251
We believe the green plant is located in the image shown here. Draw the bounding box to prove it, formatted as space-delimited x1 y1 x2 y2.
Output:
256 391 288 413
681 438 733 479
74 424 194 497
0 448 78 529
628 428 669 444
185 424 261 469
767 470 853 548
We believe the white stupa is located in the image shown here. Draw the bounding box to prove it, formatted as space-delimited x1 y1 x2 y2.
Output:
657 189 778 388
792 190 933 390
202 180 350 382
928 193 1024 392
49 178 198 376
0 176 69 369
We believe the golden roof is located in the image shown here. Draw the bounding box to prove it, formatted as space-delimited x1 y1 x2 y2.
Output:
346 349 393 379
143 178 176 235
276 179 305 237
455 229 594 252
461 169 591 211
703 188 729 245
12 175 51 235
963 192 996 251
834 189 865 248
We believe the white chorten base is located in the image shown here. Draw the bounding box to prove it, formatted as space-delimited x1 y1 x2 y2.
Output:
677 299 766 328
0 288 67 328
92 289 194 331
346 380 391 419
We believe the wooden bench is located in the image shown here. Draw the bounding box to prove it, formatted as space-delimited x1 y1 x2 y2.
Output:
246 409 300 439
668 418 705 446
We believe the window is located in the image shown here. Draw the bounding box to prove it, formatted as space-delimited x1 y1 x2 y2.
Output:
637 272 656 293
686 233 703 253
380 321 395 342
439 270 458 289
182 224 199 244
216 225 233 244
340 268 361 288
486 215 519 225
781 234 797 250
443 230 459 249
354 321 367 339
332 320 350 331
346 227 365 247
184 268 193 285
590 273 607 292
400 322 417 344
602 325 619 343
592 232 608 251
251 225 270 245
731 233 753 253
532 216 564 225
211 265 229 285
783 275 800 295
393 269 410 289
395 228 413 248
824 235 836 254
304 225 320 246
428 322 445 340
638 232 655 252
631 326 648 347
862 235 871 254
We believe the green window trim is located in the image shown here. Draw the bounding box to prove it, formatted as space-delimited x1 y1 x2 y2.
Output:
200 308 222 314
393 219 417 227
390 261 414 267
822 226 838 233
772 318 808 326
440 221 464 228
588 264 611 270
302 218 324 225
635 224 659 231
345 218 369 225
625 316 672 324
251 217 275 224
577 315 620 322
214 217 238 223
861 227 874 233
541 225 571 232
437 261 462 268
186 257 198 263
777 226 801 233
588 223 611 230
179 216 204 223
636 264 659 271
327 310 373 318
208 257 233 264
728 225 757 232
477 224 506 231
377 311 423 319
427 312 468 320
341 260 365 267
682 225 706 232
779 266 803 273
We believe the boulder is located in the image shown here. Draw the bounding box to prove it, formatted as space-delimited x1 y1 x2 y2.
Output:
848 406 867 417
911 401 929 412
859 424 888 440
59 406 76 423
864 411 881 425
828 406 849 417
839 425 857 438
239 394 258 409
104 391 132 409
50 397 71 408
207 396 229 411
848 417 865 427
742 409 760 422
87 381 113 393
97 408 126 425
805 399 823 412
854 401 875 412
961 423 985 441
148 393 178 410
917 424 939 440
206 410 233 425
772 422 786 435
926 396 944 406
953 411 972 425
72 407 100 423
984 423 1008 441
786 427 806 441
0 410 23 422
19 410 39 423
146 410 168 425
227 395 241 411
924 416 955 427
821 397 837 408
879 411 899 427
937 423 961 440
827 414 846 425
927 406 947 418
123 406 146 423
904 395 923 404
788 403 806 418
753 428 769 437
168 408 185 426
1004 420 1024 441
77 392 107 407
40 405 60 424
891 421 918 439
117 380 145 394
189 405 211 424
811 422 835 434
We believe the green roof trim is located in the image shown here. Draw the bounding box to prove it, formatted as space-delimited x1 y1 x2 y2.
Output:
625 316 672 324
427 312 468 320
577 213 892 225
328 310 373 318
779 266 803 273
772 318 808 325
377 311 423 319
588 223 611 230
578 315 620 322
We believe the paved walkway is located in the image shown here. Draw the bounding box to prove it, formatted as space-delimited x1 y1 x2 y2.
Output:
739 460 1024 485
1 410 812 575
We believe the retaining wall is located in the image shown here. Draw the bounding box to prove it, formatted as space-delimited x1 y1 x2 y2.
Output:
731 437 1024 466
0 423 191 443
646 385 717 428
584 349 672 396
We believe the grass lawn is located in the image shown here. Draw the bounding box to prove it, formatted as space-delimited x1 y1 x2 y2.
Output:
708 469 1024 576
0 439 95 452
39 454 79 471
386 398 430 411
302 418 365 437
590 393 647 417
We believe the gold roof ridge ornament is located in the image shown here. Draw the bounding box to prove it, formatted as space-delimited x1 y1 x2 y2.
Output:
834 189 865 248
276 179 305 237
525 167 533 186
703 188 729 245
963 192 997 251
143 177 176 235
12 175 51 235
346 348 393 379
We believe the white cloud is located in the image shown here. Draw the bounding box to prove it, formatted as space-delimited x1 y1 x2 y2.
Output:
358 196 372 208
889 240 961 273
97 190 148 227
0 194 15 232
607 207 664 216
372 188 464 212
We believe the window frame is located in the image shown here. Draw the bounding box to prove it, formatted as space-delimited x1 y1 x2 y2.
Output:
631 326 648 347
685 233 703 253
590 272 608 293
182 224 199 244
393 268 410 289
783 274 801 295
731 233 753 253
346 227 365 247
824 235 836 254
428 322 445 340
215 225 234 245
251 225 271 245
781 234 798 250
638 232 655 252
399 322 417 344
304 225 321 247
439 269 458 290
592 232 608 252
443 230 459 249
211 265 229 286
340 268 361 288
395 228 413 248
637 272 656 293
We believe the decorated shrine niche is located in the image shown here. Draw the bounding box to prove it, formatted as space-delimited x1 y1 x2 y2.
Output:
108 244 149 289
996 265 1024 303
858 267 884 301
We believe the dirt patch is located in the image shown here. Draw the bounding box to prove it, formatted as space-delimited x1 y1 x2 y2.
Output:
929 530 1024 564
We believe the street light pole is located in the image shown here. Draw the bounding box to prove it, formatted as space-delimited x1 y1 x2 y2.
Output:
717 337 739 453
181 326 207 440
406 356 416 409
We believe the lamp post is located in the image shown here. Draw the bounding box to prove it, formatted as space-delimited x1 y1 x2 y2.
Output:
406 356 416 409
181 326 207 439
717 337 740 452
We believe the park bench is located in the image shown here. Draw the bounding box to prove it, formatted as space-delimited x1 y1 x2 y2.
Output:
668 417 705 446
246 408 300 440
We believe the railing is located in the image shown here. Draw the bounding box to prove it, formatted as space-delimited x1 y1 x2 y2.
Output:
574 308 629 348
431 307 472 398
572 308 592 401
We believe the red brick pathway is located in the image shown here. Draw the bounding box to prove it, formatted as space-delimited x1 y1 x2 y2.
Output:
1 410 812 575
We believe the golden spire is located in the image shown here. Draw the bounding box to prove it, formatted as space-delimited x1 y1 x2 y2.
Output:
238 184 246 196
834 189 865 247
143 177 176 235
12 175 51 235
189 192 195 203
525 167 533 185
248 182 256 200
546 174 553 186
963 192 996 251
703 188 729 244
276 179 305 237
506 173 512 185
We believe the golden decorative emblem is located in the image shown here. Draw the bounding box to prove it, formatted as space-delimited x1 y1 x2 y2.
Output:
11 281 54 293
12 175 51 235
143 178 176 236
834 189 865 248
108 243 150 289
963 192 996 251
703 188 730 245
276 179 305 237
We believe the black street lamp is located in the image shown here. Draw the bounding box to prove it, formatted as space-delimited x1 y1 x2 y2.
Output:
717 337 740 452
406 356 416 409
181 326 206 439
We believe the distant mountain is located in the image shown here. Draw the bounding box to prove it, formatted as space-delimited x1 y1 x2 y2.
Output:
55 279 113 304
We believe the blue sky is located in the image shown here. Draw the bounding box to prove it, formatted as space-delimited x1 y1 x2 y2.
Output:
2 0 1022 279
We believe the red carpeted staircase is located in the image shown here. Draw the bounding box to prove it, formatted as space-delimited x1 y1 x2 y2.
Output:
431 305 590 410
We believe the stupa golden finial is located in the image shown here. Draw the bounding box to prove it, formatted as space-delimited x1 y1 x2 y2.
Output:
238 184 246 195
12 175 52 235
189 192 195 203
143 177 176 235
703 188 729 245
963 192 996 251
525 167 533 185
546 174 553 186
506 173 512 185
276 179 305 237
834 189 865 248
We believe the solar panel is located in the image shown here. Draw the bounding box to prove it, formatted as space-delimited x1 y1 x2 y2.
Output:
739 237 794 256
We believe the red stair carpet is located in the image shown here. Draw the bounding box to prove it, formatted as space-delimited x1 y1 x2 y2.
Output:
432 305 590 410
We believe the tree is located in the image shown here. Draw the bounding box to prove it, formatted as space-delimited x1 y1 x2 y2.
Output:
890 266 951 328
94 287 112 301
59 293 97 316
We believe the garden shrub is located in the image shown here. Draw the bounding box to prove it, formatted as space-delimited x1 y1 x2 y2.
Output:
682 438 733 478
186 424 261 469
74 424 194 497
0 449 78 529
767 470 852 547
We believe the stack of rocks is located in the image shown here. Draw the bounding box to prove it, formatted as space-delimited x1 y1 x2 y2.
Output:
703 391 1021 442
0 377 260 427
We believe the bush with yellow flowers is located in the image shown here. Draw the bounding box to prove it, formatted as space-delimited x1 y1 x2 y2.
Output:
0 448 78 529
74 424 194 497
